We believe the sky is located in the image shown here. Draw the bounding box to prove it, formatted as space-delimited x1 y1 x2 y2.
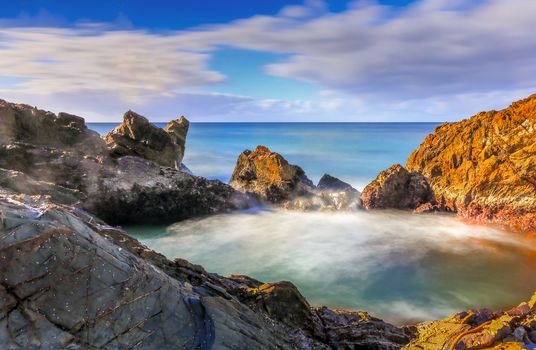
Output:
0 0 534 122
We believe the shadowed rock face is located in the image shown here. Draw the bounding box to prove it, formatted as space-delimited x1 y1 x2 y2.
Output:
406 94 536 231
318 174 358 192
0 196 412 350
0 99 247 225
106 111 189 169
361 164 436 210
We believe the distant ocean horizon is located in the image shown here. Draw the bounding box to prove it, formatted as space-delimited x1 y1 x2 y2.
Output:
89 122 440 190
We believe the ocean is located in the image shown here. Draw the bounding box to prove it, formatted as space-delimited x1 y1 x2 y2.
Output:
89 122 536 324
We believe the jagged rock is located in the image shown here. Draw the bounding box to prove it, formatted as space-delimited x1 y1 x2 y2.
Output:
0 99 106 155
105 111 189 169
0 99 247 224
0 195 411 349
230 145 315 203
315 307 414 349
317 173 357 192
361 164 436 210
406 94 536 231
404 294 536 350
164 116 189 165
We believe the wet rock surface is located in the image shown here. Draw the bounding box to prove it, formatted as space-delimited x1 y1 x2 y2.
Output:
361 164 436 210
406 94 536 231
230 145 361 211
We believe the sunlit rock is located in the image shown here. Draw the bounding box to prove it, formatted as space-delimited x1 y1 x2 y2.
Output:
406 94 536 231
105 110 189 169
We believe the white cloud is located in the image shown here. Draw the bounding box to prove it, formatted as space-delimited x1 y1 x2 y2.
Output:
0 0 534 121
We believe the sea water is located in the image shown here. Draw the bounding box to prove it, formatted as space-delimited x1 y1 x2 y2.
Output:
89 122 536 324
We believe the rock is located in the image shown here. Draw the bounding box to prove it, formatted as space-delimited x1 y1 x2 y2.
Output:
0 99 106 154
82 156 249 225
230 145 315 203
361 164 436 210
0 99 247 224
164 116 189 165
105 110 189 169
404 294 536 350
406 94 536 231
0 196 295 349
317 173 357 192
315 307 413 349
243 281 317 332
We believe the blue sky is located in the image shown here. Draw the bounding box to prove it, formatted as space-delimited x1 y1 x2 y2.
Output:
0 0 534 122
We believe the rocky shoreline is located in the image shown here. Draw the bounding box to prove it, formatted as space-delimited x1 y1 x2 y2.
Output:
0 94 535 349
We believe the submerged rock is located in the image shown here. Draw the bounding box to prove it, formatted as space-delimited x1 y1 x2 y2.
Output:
361 164 436 210
105 110 189 169
406 94 536 231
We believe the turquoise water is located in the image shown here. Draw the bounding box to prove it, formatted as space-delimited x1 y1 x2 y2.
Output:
90 122 536 324
88 122 438 189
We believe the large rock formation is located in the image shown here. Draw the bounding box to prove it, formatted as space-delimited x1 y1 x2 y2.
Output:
105 111 189 169
406 94 536 231
230 145 315 203
0 99 246 224
361 164 436 210
230 145 361 211
0 195 411 349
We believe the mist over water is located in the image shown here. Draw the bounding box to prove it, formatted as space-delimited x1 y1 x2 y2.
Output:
128 209 536 325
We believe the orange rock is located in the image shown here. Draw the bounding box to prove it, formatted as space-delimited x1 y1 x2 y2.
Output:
406 94 536 232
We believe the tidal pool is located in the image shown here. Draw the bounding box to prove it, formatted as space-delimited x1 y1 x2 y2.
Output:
127 209 536 325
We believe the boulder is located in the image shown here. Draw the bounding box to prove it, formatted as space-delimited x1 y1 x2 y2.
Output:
229 145 315 203
406 94 536 231
82 156 249 225
105 110 189 169
317 173 357 192
361 164 436 210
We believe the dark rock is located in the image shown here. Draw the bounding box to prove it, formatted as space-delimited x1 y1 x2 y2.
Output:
82 156 249 225
0 196 295 349
317 174 357 192
0 99 246 225
315 307 414 350
361 164 436 210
